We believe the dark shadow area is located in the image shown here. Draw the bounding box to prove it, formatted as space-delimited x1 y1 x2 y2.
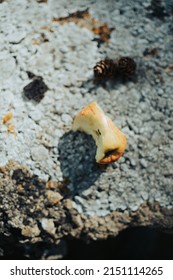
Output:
64 227 173 260
58 131 104 197
80 72 139 95
80 58 148 98
0 232 67 260
1 227 173 259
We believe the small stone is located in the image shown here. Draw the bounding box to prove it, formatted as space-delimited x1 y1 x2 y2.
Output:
23 77 48 102
63 199 73 210
130 204 139 211
130 158 136 167
22 224 40 237
152 111 164 121
61 113 72 124
140 191 148 200
46 190 63 204
41 218 56 235
74 196 85 205
140 158 148 168
31 146 49 162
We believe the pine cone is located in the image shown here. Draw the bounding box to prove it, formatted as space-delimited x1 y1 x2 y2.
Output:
118 57 136 78
93 59 118 79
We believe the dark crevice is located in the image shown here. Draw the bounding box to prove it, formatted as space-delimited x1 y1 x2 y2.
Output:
64 227 173 260
0 226 173 259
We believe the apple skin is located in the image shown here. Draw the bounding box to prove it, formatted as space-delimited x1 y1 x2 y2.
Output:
72 101 127 164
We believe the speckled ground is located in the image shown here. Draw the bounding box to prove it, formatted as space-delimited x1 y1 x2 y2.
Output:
0 0 173 216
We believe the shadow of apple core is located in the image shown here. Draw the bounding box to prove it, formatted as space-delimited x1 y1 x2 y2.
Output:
58 131 104 197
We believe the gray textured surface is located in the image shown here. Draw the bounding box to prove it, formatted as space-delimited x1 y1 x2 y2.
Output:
0 0 173 218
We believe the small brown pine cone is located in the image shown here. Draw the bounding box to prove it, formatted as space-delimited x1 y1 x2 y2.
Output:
93 59 118 79
118 57 136 78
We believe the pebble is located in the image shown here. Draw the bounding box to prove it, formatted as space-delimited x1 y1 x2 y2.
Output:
22 224 40 237
61 114 72 124
140 158 148 168
31 146 49 162
41 218 56 235
129 158 137 167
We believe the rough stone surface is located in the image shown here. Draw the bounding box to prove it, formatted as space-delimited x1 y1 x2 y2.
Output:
0 0 173 258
